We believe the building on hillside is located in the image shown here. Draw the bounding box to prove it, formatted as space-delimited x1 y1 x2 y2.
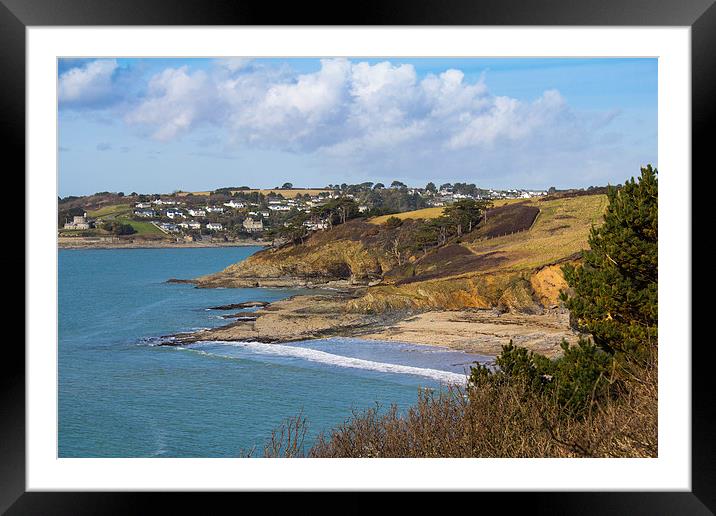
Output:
224 200 245 209
206 223 223 231
166 209 184 219
153 199 176 205
188 209 206 217
242 218 264 233
268 205 291 211
303 219 329 231
178 221 201 230
159 222 179 233
134 209 156 218
358 205 368 213
64 214 91 230
135 202 152 209
205 206 224 213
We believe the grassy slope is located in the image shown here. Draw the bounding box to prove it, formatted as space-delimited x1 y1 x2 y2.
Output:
86 204 166 237
349 194 608 312
369 207 445 224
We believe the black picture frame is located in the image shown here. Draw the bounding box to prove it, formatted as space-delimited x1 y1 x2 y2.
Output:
3 0 709 511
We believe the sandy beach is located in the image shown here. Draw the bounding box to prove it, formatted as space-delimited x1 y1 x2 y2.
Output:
170 290 578 358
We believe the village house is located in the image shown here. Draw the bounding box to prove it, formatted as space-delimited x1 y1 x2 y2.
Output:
268 205 291 211
166 209 184 219
188 209 206 217
179 221 201 230
134 209 156 218
152 199 176 206
242 217 264 233
303 219 329 231
224 200 245 209
159 222 179 233
358 205 369 213
206 222 223 231
205 206 224 213
135 202 152 209
64 214 91 230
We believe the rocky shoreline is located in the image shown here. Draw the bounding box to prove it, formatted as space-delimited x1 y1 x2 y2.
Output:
58 237 269 250
165 289 579 358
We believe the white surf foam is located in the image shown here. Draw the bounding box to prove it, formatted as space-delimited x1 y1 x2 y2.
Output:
188 341 468 385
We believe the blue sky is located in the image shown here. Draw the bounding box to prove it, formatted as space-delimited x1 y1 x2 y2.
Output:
58 57 657 197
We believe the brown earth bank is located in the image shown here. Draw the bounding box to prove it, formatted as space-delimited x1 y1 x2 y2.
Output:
168 291 578 359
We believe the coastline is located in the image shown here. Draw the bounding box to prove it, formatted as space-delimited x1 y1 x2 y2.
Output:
58 237 269 250
169 290 578 359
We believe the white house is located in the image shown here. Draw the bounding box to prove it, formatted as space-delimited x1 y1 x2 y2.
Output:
166 209 184 219
188 209 206 217
159 222 179 233
268 205 291 211
205 206 224 213
303 220 329 231
153 199 176 205
206 223 223 231
224 200 245 209
135 202 152 209
179 221 201 230
358 205 369 213
134 209 156 218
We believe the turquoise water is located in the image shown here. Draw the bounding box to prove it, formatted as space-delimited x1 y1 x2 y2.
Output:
58 247 487 457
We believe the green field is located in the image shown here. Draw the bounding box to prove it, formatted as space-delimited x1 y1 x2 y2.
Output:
86 204 166 237
86 204 133 218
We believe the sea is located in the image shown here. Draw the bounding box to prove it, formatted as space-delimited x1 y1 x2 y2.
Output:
59 246 489 457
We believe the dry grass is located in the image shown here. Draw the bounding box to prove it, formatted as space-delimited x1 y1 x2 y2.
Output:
86 204 132 218
369 207 446 225
259 353 657 458
462 194 608 272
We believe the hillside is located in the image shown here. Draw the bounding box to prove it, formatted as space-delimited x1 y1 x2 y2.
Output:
194 194 608 313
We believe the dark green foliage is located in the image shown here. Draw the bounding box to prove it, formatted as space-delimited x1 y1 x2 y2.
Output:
561 165 658 357
443 198 493 235
383 216 403 229
469 166 658 420
470 338 612 418
101 221 136 235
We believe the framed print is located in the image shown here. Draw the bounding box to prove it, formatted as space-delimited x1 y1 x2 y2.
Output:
4 0 711 511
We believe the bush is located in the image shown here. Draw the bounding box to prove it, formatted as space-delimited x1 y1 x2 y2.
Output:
384 216 403 228
470 338 612 418
101 221 137 235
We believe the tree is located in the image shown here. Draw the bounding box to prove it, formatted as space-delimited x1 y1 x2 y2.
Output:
561 165 658 358
278 213 309 244
390 180 407 189
281 182 293 189
443 199 492 236
425 182 437 193
373 183 385 190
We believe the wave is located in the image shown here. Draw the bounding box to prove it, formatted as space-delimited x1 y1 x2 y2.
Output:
185 341 468 385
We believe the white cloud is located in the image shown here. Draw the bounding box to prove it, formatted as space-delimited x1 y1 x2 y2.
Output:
113 58 634 187
124 66 214 141
59 59 119 107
